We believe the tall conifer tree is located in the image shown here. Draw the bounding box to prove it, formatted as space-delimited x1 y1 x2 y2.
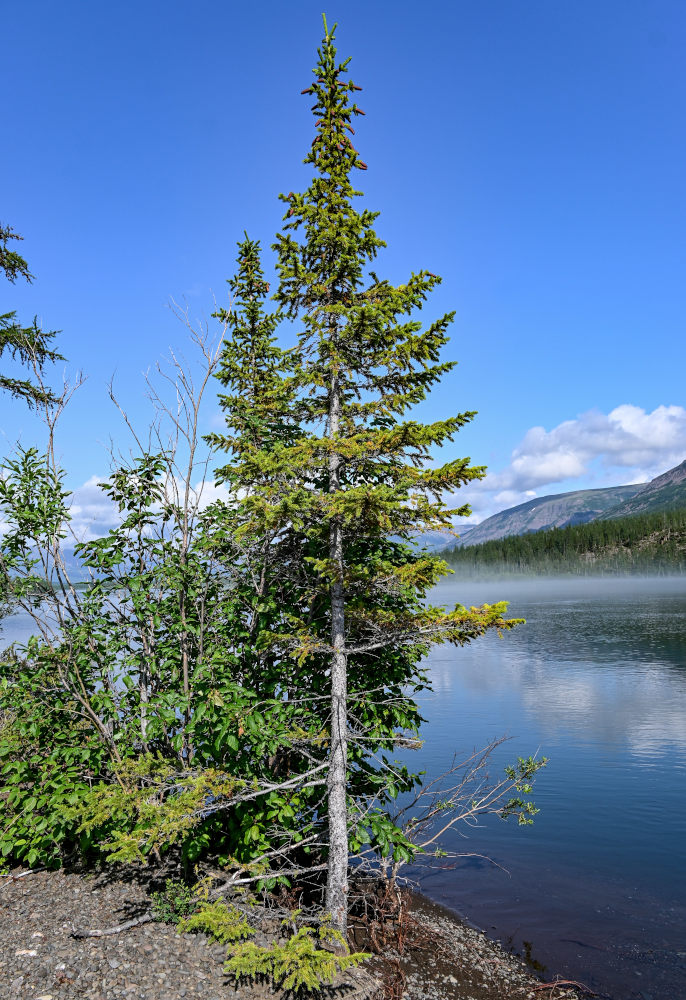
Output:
209 21 518 939
265 17 513 935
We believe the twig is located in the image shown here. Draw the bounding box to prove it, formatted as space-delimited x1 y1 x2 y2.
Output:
0 869 45 881
531 979 597 996
70 914 154 938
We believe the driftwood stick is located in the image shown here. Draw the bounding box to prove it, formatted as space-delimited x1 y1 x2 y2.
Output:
71 914 154 938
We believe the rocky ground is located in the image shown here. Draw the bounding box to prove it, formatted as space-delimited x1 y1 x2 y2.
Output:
1 869 590 1000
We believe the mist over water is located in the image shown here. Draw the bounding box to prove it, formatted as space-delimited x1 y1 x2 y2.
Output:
408 575 686 999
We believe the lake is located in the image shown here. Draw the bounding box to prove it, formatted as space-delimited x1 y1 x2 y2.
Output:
405 576 686 1000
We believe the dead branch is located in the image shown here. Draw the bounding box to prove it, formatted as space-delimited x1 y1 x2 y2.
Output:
70 914 154 938
531 980 597 996
0 869 45 882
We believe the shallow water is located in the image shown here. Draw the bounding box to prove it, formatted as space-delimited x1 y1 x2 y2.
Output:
406 576 686 1000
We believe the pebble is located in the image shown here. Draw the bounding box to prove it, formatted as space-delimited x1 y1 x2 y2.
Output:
391 892 588 1000
1 871 240 999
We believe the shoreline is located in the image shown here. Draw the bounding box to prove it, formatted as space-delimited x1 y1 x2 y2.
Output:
1 867 592 1000
396 890 592 1000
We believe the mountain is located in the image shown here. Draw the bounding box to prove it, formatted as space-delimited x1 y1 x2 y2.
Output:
601 459 686 519
451 458 686 549
455 484 645 548
411 526 475 551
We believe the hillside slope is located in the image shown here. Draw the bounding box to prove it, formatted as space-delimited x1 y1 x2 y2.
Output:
457 484 644 547
602 459 686 519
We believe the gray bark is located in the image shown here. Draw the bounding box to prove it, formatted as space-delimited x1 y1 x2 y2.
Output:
325 371 349 942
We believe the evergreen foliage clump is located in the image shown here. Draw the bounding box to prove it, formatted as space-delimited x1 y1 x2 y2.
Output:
224 922 368 994
0 223 63 408
178 898 255 944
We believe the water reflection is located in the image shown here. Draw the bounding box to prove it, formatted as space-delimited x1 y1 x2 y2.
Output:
427 576 686 759
413 576 686 999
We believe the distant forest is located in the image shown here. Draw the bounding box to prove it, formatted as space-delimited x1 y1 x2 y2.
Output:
443 508 686 576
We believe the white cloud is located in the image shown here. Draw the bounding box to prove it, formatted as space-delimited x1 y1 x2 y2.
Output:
67 475 120 542
66 474 232 543
457 403 686 524
491 404 686 492
189 478 232 510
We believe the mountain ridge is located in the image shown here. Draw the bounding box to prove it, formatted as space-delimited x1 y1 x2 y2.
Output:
452 458 686 548
455 483 644 548
601 459 686 519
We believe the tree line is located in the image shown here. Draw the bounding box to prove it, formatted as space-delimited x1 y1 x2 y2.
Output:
444 508 686 576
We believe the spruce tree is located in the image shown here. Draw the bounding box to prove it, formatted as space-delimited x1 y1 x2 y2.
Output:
206 232 304 708
263 17 513 936
206 20 519 939
0 223 63 408
210 233 294 468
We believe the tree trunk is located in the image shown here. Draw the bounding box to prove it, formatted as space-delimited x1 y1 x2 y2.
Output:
139 657 149 749
326 371 349 943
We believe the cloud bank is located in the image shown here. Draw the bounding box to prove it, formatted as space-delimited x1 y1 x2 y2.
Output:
461 403 686 523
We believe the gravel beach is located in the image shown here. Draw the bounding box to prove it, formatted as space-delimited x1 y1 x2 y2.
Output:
1 869 588 1000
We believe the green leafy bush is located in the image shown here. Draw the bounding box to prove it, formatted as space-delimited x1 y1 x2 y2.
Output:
151 878 201 924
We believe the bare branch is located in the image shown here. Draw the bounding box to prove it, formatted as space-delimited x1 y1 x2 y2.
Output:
70 914 154 938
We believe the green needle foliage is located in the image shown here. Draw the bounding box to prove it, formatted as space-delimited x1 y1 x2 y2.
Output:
224 922 368 993
0 223 63 409
208 232 296 466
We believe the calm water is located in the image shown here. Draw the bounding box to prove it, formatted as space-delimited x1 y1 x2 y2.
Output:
405 576 686 1000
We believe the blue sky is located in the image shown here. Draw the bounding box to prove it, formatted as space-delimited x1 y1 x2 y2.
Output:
3 1 686 535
